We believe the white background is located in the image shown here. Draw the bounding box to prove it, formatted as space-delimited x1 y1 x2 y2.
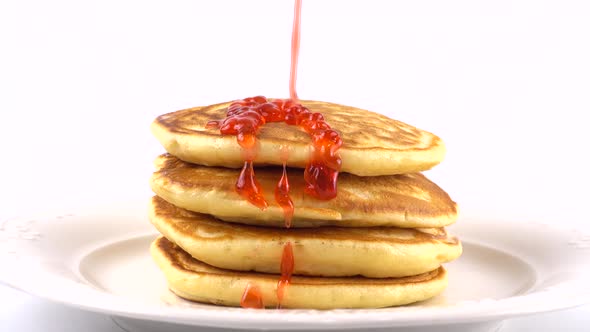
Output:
1 0 589 331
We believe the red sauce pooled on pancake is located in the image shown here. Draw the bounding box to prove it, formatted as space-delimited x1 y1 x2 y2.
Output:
240 283 264 309
207 96 342 208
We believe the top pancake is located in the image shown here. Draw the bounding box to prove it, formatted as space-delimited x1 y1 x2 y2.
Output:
151 100 446 176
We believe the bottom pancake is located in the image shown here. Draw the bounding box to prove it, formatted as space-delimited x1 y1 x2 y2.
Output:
151 237 449 309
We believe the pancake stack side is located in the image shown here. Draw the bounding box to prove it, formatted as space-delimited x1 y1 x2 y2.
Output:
148 100 462 309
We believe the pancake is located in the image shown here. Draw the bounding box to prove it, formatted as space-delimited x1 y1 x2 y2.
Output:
149 196 461 278
150 154 458 228
151 236 449 309
151 100 445 176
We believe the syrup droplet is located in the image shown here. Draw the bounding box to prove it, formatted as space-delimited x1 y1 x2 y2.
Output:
240 283 264 309
236 160 268 210
277 241 294 307
275 162 294 228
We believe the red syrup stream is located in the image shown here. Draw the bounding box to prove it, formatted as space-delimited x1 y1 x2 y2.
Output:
206 0 339 309
289 0 302 102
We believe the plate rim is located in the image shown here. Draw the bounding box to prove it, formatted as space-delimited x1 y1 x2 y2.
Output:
1 204 589 329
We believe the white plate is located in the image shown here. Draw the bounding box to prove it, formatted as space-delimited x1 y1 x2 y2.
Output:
0 201 589 332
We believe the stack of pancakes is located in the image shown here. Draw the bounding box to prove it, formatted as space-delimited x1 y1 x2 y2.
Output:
149 100 461 309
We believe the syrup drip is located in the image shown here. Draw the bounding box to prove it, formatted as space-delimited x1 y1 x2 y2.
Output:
277 242 294 307
240 283 264 309
275 162 294 228
211 0 319 308
236 160 268 210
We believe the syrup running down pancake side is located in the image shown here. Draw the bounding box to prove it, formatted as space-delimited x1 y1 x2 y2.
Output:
206 97 343 206
275 161 294 228
277 242 294 307
205 1 327 223
207 0 325 309
150 0 457 310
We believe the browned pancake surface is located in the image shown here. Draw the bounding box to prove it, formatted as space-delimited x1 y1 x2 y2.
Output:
151 100 446 176
156 236 444 286
151 154 458 228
